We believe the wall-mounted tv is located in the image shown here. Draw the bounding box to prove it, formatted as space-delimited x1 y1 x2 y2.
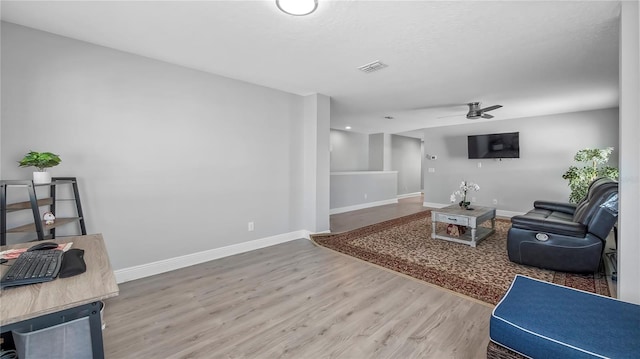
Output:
467 132 520 159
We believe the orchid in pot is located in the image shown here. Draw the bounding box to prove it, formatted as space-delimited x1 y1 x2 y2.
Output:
450 180 480 209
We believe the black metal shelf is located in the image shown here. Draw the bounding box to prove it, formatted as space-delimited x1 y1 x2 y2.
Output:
1 177 87 245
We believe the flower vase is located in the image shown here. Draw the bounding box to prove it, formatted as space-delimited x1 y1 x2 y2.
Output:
33 171 51 184
459 195 470 209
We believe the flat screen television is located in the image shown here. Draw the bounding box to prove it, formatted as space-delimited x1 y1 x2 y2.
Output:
467 132 520 159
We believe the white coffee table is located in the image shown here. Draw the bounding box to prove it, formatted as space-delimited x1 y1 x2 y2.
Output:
431 204 496 247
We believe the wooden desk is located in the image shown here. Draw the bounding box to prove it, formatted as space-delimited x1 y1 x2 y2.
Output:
0 234 119 358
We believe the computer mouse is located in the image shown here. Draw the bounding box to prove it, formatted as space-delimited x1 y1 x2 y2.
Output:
27 241 59 251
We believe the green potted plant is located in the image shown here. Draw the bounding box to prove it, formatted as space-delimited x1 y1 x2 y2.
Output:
562 147 618 203
18 151 62 184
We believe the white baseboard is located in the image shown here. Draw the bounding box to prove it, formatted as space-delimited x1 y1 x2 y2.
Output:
423 202 524 218
330 198 399 215
496 209 524 218
397 192 422 199
114 230 310 284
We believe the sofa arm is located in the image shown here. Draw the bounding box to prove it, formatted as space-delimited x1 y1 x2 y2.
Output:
511 215 587 237
533 201 577 215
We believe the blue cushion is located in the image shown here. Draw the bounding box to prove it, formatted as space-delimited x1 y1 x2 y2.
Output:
490 275 640 359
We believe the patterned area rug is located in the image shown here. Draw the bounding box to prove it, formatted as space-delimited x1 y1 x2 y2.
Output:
313 211 609 305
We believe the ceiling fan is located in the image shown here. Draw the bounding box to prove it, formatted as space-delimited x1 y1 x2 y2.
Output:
435 102 503 120
465 102 502 119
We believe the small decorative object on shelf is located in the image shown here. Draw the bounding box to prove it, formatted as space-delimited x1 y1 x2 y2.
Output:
43 211 56 225
450 180 480 210
446 224 467 237
18 151 62 184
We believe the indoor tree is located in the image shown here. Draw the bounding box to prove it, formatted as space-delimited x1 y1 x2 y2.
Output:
562 147 618 203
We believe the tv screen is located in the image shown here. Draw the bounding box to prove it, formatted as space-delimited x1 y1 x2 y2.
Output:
468 132 520 159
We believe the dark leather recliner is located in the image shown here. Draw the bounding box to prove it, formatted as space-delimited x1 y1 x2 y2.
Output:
507 178 618 273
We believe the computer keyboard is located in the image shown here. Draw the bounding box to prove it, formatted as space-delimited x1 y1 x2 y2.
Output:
1 250 63 288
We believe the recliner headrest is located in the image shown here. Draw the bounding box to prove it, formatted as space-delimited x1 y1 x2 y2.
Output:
573 179 618 226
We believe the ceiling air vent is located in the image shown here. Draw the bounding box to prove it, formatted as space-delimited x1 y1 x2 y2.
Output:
358 60 388 73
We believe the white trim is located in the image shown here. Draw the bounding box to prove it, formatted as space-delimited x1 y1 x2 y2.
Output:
330 171 398 175
114 230 310 283
423 202 524 218
496 209 524 218
397 191 422 199
329 198 398 215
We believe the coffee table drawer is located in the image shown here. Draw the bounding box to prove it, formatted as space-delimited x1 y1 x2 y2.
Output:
435 213 469 226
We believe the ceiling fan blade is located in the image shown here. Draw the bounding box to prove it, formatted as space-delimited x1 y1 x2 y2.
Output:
480 105 503 112
411 103 468 111
436 113 465 119
481 113 494 119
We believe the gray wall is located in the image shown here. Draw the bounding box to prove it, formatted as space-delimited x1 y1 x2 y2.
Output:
368 133 384 171
330 172 398 210
303 94 331 232
0 22 322 270
368 133 393 171
330 129 369 171
330 130 423 196
391 135 423 195
422 108 619 213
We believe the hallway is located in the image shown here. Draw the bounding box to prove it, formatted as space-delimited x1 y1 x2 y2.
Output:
330 194 429 233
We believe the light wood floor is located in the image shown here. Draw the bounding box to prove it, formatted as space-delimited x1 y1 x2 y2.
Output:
103 196 492 358
330 195 429 233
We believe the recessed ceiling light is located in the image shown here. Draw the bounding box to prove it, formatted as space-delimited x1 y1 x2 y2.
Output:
276 0 318 16
345 126 352 130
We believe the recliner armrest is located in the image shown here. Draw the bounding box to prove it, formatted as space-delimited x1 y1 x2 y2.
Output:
511 215 587 237
533 201 577 215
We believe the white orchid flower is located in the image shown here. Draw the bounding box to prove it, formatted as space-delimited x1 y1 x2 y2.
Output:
452 180 480 204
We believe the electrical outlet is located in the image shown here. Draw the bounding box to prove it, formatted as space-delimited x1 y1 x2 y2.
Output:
428 168 435 173
472 197 476 203
248 222 254 231
477 162 482 168
364 193 368 199
492 199 498 205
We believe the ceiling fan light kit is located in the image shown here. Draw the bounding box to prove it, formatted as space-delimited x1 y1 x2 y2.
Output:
276 0 318 16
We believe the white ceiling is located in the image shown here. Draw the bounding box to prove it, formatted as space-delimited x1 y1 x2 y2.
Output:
1 1 621 138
